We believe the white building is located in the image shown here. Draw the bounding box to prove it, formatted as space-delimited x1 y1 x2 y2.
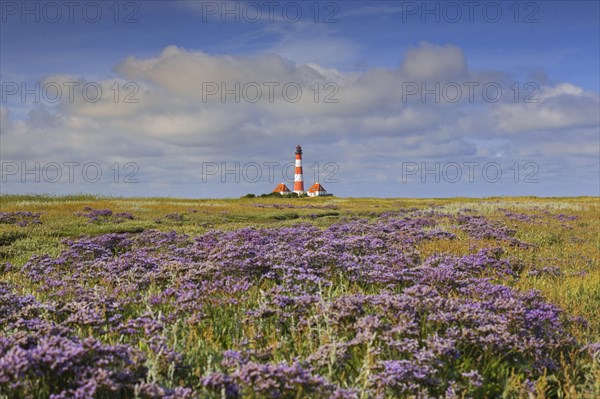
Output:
307 182 332 197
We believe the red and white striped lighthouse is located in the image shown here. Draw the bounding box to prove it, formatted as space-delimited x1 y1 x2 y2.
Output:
293 145 305 194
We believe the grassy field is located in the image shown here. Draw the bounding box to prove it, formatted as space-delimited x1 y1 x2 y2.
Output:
0 195 598 398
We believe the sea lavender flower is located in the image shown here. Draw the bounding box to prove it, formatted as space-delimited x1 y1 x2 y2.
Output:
0 211 42 226
3 207 588 398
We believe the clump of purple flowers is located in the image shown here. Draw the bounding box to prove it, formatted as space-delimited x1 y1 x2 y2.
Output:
0 211 42 227
203 361 351 399
528 266 564 277
0 282 189 398
75 208 134 224
555 213 578 222
164 213 185 222
500 209 542 223
455 213 531 248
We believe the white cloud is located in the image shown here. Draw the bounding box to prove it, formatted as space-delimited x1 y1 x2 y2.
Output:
492 83 599 133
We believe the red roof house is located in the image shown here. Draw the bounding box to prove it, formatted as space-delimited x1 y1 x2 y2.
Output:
307 182 332 197
273 183 291 194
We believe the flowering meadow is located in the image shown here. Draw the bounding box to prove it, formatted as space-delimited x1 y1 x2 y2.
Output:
0 195 598 398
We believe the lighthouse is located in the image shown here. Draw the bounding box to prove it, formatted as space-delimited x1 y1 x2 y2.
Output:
293 145 305 194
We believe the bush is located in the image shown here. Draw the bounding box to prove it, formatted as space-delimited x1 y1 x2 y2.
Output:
260 192 283 198
271 212 299 220
0 231 27 246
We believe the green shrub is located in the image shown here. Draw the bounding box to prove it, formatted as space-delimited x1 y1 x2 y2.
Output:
0 231 27 246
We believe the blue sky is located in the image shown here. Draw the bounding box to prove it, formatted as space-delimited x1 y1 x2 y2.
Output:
1 0 599 197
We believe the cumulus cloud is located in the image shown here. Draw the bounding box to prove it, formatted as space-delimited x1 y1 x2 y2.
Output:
114 45 325 97
492 83 600 133
107 42 531 120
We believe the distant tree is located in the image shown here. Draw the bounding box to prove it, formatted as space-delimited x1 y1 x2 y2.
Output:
242 193 256 198
260 192 281 198
259 192 307 198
